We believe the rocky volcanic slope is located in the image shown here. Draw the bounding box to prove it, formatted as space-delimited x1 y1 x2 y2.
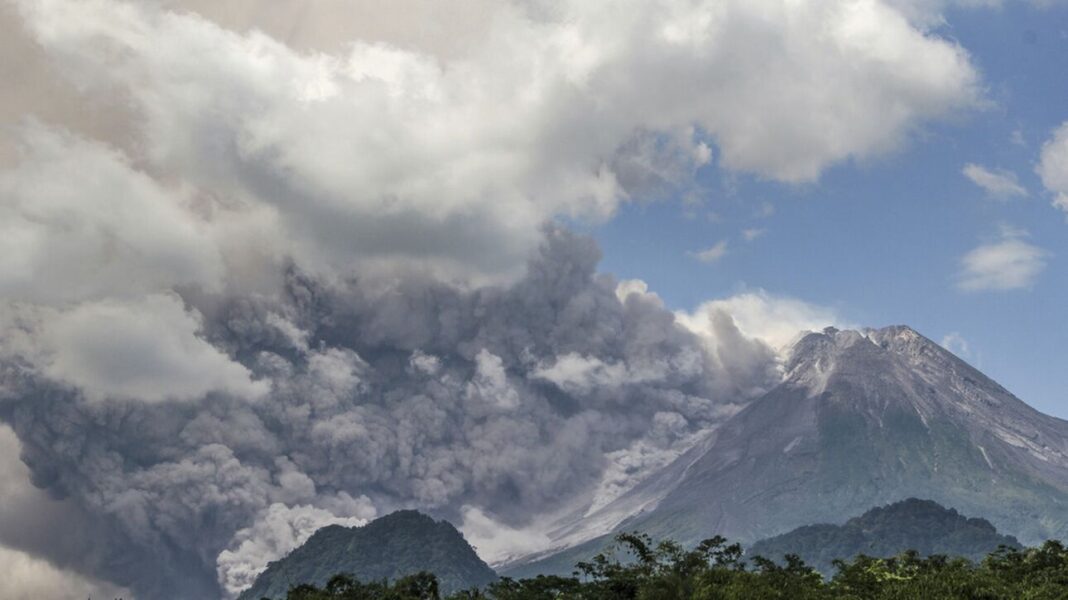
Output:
506 326 1068 577
239 510 497 599
749 498 1021 576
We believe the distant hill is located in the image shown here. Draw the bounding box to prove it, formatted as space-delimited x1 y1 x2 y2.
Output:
749 498 1022 575
237 510 498 599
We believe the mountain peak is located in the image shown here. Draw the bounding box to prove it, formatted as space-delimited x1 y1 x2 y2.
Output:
546 322 1068 557
784 324 980 398
790 324 932 360
868 323 923 338
865 324 946 357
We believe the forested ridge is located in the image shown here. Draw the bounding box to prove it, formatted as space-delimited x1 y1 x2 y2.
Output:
239 511 498 600
748 498 1022 576
273 532 1068 600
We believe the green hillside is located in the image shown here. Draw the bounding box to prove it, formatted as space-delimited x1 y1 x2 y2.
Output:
239 511 498 599
749 498 1021 575
280 531 1068 600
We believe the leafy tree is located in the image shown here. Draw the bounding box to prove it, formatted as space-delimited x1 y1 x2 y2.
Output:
280 532 1068 600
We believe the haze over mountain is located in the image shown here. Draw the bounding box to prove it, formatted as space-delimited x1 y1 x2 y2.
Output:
749 498 1021 576
238 510 497 600
505 325 1068 576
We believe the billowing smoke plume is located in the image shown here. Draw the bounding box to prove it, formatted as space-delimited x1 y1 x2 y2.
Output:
1 229 784 598
0 0 975 597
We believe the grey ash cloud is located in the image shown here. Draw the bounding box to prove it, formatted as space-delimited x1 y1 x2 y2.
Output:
1 229 781 598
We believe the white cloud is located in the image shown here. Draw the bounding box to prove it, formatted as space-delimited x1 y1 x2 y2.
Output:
742 228 767 242
159 0 504 57
885 0 1068 29
962 163 1028 199
8 294 268 402
466 349 521 411
459 506 552 566
7 0 980 283
1038 121 1068 216
531 352 679 394
0 123 226 304
691 240 729 264
885 0 1004 27
678 290 847 352
957 228 1049 292
669 289 847 401
940 331 971 359
0 125 271 404
216 500 375 597
614 278 659 305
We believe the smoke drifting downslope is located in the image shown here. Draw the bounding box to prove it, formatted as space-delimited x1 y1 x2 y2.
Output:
1 229 788 598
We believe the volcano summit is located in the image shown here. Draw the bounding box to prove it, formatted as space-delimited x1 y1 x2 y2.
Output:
507 325 1068 576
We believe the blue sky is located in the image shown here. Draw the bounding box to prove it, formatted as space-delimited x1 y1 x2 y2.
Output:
593 2 1068 417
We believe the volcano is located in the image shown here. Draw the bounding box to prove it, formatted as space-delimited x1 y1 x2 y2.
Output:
506 325 1068 576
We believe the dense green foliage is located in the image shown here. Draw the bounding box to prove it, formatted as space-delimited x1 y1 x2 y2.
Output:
278 532 1068 600
749 498 1022 576
240 511 498 600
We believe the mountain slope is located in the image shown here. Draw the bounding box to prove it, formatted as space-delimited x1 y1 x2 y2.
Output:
507 325 1068 575
238 511 497 599
749 498 1022 575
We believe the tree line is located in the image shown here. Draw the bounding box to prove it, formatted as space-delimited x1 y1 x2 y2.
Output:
275 532 1068 599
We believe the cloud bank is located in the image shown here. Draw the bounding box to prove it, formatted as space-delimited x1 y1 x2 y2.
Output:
4 0 980 282
963 163 1028 200
1039 122 1068 216
678 290 848 353
958 227 1049 292
691 241 730 264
